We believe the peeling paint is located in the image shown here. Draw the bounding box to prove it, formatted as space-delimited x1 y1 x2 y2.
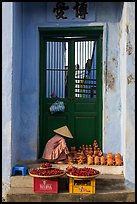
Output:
126 41 133 55
104 58 118 92
2 182 10 200
111 57 118 67
127 74 135 84
107 71 115 90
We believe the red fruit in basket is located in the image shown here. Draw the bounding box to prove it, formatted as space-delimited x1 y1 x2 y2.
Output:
30 168 64 177
41 163 52 168
66 166 99 176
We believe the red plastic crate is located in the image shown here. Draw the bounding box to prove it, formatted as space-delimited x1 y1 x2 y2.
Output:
33 177 58 193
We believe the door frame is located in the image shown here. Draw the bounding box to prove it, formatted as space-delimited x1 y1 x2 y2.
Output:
38 26 103 158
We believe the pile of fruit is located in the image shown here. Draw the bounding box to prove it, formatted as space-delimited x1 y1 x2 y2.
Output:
40 162 52 169
66 165 99 177
29 168 64 177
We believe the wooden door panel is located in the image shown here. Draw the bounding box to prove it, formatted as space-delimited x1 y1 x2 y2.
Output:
39 28 102 158
74 101 96 112
74 116 97 148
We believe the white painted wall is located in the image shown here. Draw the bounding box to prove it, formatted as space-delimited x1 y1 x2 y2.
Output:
2 2 13 198
123 2 135 187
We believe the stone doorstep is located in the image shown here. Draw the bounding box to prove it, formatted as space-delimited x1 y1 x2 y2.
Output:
8 174 135 202
10 174 128 195
11 174 125 188
6 188 135 202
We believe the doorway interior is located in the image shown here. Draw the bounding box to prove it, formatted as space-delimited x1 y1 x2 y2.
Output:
39 27 103 158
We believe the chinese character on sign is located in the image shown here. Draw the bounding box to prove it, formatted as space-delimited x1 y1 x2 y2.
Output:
53 2 69 19
73 2 88 19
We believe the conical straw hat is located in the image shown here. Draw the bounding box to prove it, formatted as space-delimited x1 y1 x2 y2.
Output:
54 126 73 138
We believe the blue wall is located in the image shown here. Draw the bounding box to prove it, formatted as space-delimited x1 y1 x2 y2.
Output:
19 2 123 160
12 2 22 168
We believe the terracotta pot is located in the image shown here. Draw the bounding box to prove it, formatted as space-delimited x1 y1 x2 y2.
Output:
78 159 84 164
100 156 106 165
94 156 100 165
79 146 82 150
115 153 122 160
93 139 97 145
68 161 73 165
106 153 114 160
85 147 89 154
94 150 98 156
115 158 123 166
87 155 94 165
82 145 85 151
67 155 72 160
88 150 93 156
98 150 103 157
94 144 99 148
89 145 92 149
107 158 114 166
94 146 97 151
79 155 84 159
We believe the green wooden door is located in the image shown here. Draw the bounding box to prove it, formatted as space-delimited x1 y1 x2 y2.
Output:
39 27 102 158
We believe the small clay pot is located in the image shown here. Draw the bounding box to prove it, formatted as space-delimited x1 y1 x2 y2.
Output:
107 158 114 166
98 150 103 157
78 159 84 164
93 139 97 145
85 144 89 149
94 144 99 148
79 155 85 160
85 147 89 155
68 159 73 165
88 150 93 156
100 156 106 165
106 153 114 160
67 155 73 160
89 145 92 149
79 146 82 150
87 155 94 165
82 145 85 151
115 158 123 166
94 156 100 165
94 146 97 151
115 153 122 160
94 150 98 156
